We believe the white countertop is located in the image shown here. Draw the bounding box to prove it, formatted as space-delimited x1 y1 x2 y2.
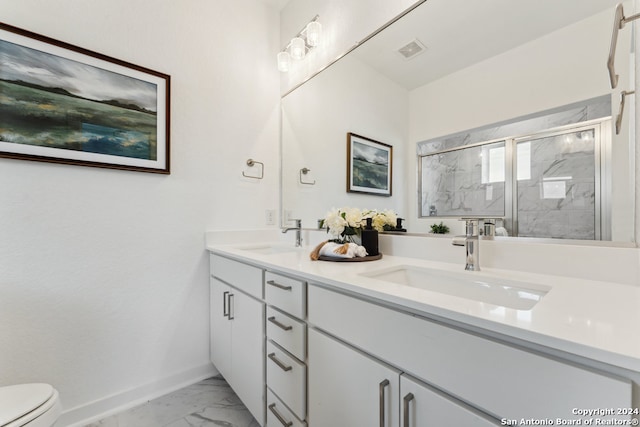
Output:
207 241 640 373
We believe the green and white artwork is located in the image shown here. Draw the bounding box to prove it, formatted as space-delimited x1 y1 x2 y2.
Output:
347 133 392 196
0 24 170 173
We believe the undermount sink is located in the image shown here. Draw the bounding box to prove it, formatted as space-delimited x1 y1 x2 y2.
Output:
237 244 301 255
361 265 550 310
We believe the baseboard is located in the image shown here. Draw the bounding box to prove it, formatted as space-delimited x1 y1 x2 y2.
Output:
56 363 218 427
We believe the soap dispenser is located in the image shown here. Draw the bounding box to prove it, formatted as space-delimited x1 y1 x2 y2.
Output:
361 217 379 256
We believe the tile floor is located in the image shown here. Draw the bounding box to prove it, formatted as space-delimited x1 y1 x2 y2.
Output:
85 376 259 427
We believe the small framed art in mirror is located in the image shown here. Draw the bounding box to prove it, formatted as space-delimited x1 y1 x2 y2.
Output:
346 132 392 196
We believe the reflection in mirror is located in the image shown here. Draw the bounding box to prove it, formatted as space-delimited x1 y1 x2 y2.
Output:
281 49 407 228
421 141 507 218
418 96 620 241
515 125 602 240
281 0 635 243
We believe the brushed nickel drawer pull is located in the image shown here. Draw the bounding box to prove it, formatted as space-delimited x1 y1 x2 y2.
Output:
267 280 292 291
228 293 234 320
268 316 293 331
268 352 293 372
403 392 415 427
379 379 390 427
269 403 293 427
223 291 229 318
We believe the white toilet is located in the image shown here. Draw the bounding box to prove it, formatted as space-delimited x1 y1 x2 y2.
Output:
0 384 61 427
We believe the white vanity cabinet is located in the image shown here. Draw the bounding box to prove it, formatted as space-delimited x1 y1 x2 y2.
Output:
207 248 636 427
210 254 265 426
308 328 498 427
307 283 632 425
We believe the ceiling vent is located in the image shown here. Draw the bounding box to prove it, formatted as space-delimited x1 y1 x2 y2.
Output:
396 39 427 60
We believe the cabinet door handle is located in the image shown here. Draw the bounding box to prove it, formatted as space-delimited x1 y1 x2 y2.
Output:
379 379 390 427
222 291 229 318
403 392 415 427
267 280 292 291
268 403 293 427
268 352 293 372
268 316 293 331
228 293 234 320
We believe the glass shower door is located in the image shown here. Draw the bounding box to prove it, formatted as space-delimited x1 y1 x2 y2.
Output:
514 126 599 239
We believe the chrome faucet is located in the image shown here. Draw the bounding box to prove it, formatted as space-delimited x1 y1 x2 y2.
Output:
282 219 302 247
452 218 497 271
462 219 480 271
452 219 481 271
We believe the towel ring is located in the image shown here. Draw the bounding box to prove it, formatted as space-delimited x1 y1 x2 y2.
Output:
299 167 316 185
242 159 264 179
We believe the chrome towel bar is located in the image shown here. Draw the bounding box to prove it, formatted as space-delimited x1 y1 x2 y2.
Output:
608 3 640 89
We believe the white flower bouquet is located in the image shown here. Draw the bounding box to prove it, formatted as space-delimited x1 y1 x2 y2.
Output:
320 207 398 243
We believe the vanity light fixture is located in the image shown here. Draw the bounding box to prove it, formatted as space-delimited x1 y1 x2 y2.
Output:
305 21 322 47
290 37 306 60
278 15 321 72
277 51 291 72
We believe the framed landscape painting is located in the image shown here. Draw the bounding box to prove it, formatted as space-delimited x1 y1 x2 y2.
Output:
0 22 170 173
346 132 392 196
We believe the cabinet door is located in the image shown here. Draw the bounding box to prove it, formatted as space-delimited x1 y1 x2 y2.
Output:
308 328 400 427
400 374 499 427
210 278 231 379
231 290 265 426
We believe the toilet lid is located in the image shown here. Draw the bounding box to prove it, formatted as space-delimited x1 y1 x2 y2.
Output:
0 384 54 426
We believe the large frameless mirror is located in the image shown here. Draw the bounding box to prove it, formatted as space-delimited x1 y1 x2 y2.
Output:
281 0 635 243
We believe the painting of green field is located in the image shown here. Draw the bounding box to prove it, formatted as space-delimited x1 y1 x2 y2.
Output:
352 140 389 190
352 158 389 189
0 80 157 160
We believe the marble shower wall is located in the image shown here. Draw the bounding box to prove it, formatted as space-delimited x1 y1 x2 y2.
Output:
516 130 596 239
421 142 505 217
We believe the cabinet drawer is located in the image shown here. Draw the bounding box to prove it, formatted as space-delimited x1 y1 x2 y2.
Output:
266 306 306 361
308 284 632 421
265 271 306 319
210 254 263 299
267 340 306 420
267 389 307 427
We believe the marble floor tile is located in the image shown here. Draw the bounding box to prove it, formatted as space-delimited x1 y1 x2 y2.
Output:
85 376 258 427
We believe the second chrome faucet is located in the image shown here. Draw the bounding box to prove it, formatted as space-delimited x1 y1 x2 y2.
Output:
282 219 302 247
452 218 496 271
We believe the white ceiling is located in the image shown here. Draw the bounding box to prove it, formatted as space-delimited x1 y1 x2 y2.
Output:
352 0 620 90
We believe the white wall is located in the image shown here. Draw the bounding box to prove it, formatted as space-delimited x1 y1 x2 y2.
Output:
281 54 409 228
279 0 421 94
0 0 280 424
407 7 633 236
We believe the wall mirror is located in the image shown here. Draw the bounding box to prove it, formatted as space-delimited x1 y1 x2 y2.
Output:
281 0 635 243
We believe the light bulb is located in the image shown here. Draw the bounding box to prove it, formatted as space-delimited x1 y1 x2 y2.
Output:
305 21 322 47
290 37 306 60
277 51 291 72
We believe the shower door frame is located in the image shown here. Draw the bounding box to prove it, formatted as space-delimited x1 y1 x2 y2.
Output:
509 120 610 240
